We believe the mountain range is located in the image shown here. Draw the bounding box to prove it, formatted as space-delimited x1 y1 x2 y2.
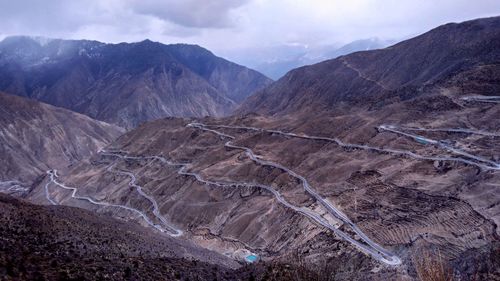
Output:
1 16 500 281
0 36 272 129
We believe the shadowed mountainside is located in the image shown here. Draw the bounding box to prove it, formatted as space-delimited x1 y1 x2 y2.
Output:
0 37 272 129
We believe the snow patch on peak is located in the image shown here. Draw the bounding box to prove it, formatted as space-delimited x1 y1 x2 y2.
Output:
28 36 54 47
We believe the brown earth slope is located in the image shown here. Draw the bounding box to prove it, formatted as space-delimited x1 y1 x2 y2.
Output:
28 112 499 279
0 92 123 185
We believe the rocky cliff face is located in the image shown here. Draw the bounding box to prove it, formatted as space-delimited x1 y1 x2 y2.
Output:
0 37 272 129
0 92 123 183
239 16 500 115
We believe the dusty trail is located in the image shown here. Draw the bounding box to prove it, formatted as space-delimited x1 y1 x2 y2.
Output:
0 180 29 195
44 180 57 205
104 158 183 236
340 58 389 91
392 126 500 137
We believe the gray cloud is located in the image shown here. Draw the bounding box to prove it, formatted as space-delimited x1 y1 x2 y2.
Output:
0 0 91 33
131 0 250 28
0 0 499 64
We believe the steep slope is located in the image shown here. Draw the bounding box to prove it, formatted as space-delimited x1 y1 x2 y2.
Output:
0 92 123 184
10 16 500 280
229 16 500 279
239 16 500 115
3 193 415 280
0 37 272 128
0 193 241 280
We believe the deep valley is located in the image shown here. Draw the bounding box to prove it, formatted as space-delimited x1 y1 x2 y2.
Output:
1 14 500 281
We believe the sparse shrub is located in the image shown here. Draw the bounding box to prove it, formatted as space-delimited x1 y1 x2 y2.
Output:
412 247 453 281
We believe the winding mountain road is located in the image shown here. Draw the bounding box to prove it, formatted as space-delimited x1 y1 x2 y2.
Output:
49 120 496 265
196 123 500 171
379 125 500 170
101 146 402 264
0 180 29 195
187 122 402 265
44 169 182 236
44 179 57 205
104 157 183 236
37 115 499 266
391 126 500 137
181 121 500 263
461 95 500 104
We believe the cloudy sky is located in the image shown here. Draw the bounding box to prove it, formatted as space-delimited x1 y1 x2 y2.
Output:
1 0 499 62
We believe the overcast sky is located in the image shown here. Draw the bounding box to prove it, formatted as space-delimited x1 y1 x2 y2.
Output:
1 0 499 60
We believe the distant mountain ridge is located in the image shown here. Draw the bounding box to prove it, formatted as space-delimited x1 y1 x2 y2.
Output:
0 36 272 128
234 38 391 80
